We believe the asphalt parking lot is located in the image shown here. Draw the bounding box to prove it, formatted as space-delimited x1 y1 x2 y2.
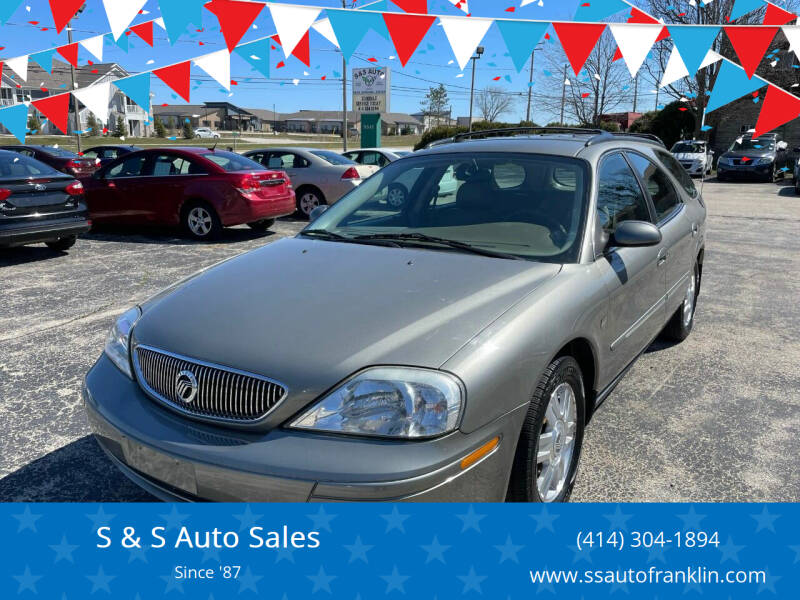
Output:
1 178 798 502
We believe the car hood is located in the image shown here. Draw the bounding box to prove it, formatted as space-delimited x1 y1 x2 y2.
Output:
133 237 560 416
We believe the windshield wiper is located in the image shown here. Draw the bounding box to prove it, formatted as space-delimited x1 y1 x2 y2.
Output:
299 229 400 247
353 232 523 260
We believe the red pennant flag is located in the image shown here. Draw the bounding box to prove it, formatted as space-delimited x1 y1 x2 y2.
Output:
724 26 778 78
754 85 800 137
392 0 428 12
271 33 310 66
57 43 79 68
48 0 85 34
628 7 659 23
553 23 607 76
763 3 797 25
613 47 622 61
130 21 154 47
154 61 192 102
204 0 265 52
32 94 70 134
383 13 437 66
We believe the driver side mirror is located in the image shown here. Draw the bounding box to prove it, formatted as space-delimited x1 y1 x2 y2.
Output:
309 205 329 222
612 221 662 248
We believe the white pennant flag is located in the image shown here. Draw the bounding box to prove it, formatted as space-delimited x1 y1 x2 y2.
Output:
79 35 105 62
312 18 339 48
448 0 469 13
660 46 722 88
102 0 148 40
6 55 29 82
73 81 112 124
609 23 663 78
194 50 231 91
154 17 166 31
439 16 493 71
782 26 800 58
268 4 321 58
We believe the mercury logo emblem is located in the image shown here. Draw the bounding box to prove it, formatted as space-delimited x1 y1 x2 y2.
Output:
175 370 198 404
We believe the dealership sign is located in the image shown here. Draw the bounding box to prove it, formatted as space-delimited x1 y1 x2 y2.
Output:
353 67 390 114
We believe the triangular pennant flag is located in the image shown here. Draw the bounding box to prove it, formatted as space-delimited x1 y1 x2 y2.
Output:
667 25 720 77
204 0 265 53
154 61 192 102
763 2 797 25
439 16 493 71
729 0 765 21
0 0 24 24
383 13 436 66
628 7 660 23
552 23 607 76
48 0 85 34
392 0 427 12
102 0 147 40
32 94 70 134
194 50 231 91
448 0 469 14
291 30 311 67
57 43 80 68
660 47 721 88
106 32 129 53
496 20 549 73
268 3 321 59
609 23 662 77
130 21 154 47
113 73 151 114
154 17 166 30
783 25 800 57
724 26 777 78
754 85 800 137
80 35 104 62
0 104 29 143
234 39 270 78
312 18 339 48
159 0 205 44
31 49 57 75
327 9 387 62
706 60 766 113
574 0 629 22
73 81 112 124
6 55 29 82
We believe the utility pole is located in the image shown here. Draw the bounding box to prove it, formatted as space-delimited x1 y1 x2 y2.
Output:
654 85 659 111
341 0 348 151
559 64 568 125
468 46 484 132
526 50 535 122
67 8 85 151
632 74 638 113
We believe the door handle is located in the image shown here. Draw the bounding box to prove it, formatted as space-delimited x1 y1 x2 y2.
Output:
657 248 669 266
691 223 699 237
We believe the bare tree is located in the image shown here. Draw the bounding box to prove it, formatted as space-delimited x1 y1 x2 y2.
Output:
477 86 517 122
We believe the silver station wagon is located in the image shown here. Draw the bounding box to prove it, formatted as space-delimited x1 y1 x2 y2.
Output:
84 128 706 503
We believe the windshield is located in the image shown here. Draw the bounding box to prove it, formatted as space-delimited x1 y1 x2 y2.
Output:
671 142 705 154
204 151 265 172
306 153 590 263
311 150 356 165
729 138 775 152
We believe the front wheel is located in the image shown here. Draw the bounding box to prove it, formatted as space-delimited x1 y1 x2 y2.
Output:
662 261 699 342
45 235 77 252
507 356 585 503
247 218 276 232
296 187 326 219
182 202 222 240
386 183 408 209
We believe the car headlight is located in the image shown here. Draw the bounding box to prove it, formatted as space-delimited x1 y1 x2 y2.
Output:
290 367 463 438
718 157 731 166
104 307 141 379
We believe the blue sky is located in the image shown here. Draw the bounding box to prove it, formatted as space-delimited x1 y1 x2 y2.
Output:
0 0 643 123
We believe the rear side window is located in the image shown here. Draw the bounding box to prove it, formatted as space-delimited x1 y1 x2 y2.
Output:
596 153 651 233
655 149 698 199
204 152 264 172
149 154 198 176
311 150 355 166
0 152 60 177
627 153 682 221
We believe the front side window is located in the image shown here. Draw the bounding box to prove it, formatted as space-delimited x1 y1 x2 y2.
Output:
149 154 195 176
627 153 682 221
596 153 650 233
106 155 147 179
267 152 308 169
308 153 590 263
655 149 698 199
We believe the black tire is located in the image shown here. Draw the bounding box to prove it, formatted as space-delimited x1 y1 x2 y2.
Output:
295 186 326 219
795 178 800 195
763 165 776 183
181 201 222 240
662 260 700 342
507 356 586 503
247 218 276 231
717 173 726 182
45 235 77 252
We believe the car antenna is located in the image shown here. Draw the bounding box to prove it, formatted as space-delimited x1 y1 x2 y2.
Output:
208 142 218 152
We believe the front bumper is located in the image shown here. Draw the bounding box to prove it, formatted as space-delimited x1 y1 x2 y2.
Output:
84 353 524 502
0 215 90 247
717 162 773 179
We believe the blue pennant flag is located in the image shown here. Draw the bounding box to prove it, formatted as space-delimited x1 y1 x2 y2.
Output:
159 0 205 44
0 104 29 143
327 9 390 63
30 49 57 75
668 26 720 78
706 60 767 113
729 0 766 20
369 0 389 9
0 0 23 23
574 0 629 21
495 21 549 73
234 39 270 79
114 73 152 115
106 32 129 53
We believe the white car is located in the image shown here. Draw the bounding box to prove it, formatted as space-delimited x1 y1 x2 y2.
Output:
194 127 221 139
671 140 713 177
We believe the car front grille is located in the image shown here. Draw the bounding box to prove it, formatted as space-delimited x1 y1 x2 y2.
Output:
133 345 287 423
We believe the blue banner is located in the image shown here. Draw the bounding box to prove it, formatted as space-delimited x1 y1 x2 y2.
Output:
2 503 797 597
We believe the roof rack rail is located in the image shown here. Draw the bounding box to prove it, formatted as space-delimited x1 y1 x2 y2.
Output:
609 132 666 147
452 126 606 142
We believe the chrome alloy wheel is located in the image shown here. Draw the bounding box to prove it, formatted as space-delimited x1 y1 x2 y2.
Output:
683 269 697 329
536 382 578 502
299 192 321 216
187 206 213 237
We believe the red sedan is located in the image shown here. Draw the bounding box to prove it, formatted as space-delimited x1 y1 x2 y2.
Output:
83 148 295 239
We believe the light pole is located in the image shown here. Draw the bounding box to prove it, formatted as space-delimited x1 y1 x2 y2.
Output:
468 45 484 133
526 43 544 124
341 0 349 151
67 6 86 151
559 64 568 125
